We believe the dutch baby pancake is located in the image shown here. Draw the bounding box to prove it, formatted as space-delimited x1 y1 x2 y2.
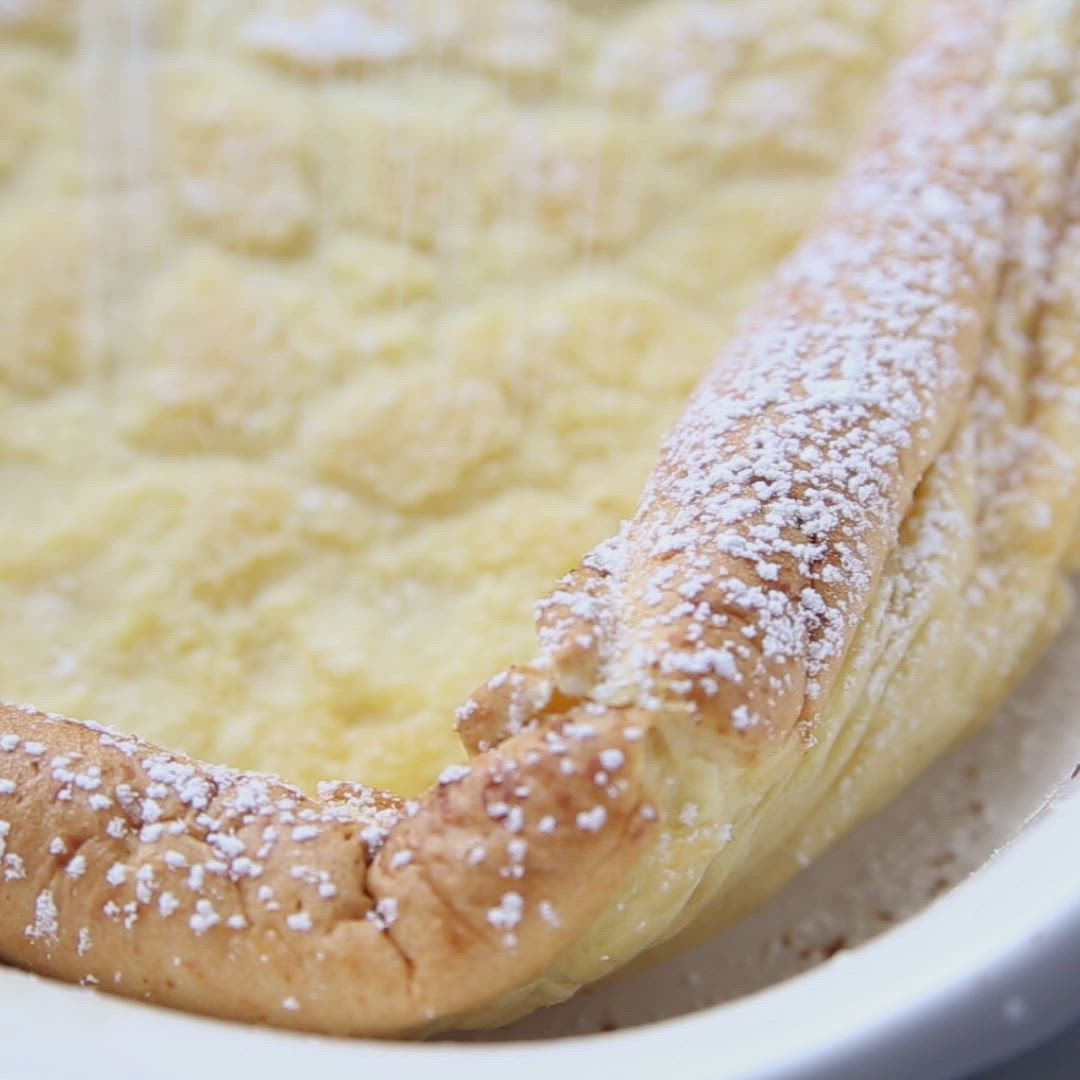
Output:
0 0 1078 1039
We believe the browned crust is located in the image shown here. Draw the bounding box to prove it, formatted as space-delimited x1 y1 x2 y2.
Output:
0 703 657 1035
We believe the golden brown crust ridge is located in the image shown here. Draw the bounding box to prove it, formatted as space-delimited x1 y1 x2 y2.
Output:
0 702 657 1035
460 0 1008 754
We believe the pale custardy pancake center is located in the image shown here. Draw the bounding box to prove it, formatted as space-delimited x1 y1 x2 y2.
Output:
0 1 920 794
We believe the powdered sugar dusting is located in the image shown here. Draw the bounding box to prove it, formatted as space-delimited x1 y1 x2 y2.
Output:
27 889 59 945
534 3 1011 742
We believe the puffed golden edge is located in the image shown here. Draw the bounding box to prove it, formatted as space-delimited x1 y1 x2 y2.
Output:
0 701 659 1036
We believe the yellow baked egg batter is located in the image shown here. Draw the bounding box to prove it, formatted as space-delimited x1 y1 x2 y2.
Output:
0 0 922 794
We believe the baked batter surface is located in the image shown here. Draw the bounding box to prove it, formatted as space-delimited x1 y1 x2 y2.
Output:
0 0 922 793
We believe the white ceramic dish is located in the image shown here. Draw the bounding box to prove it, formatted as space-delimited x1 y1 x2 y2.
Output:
4 600 1080 1079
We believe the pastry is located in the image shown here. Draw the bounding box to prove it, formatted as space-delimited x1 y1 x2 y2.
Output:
0 0 1078 1039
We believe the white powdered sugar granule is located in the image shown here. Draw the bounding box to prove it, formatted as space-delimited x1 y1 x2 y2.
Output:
163 850 187 870
27 889 58 944
207 833 244 860
576 806 607 833
563 722 597 740
105 863 128 887
286 911 313 933
189 899 220 934
360 825 388 852
731 704 758 730
599 748 625 771
231 856 262 879
504 805 525 834
455 699 479 725
487 891 524 932
66 854 87 879
438 763 471 786
366 897 399 931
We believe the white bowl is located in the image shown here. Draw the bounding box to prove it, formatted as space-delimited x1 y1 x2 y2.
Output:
5 601 1080 1080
